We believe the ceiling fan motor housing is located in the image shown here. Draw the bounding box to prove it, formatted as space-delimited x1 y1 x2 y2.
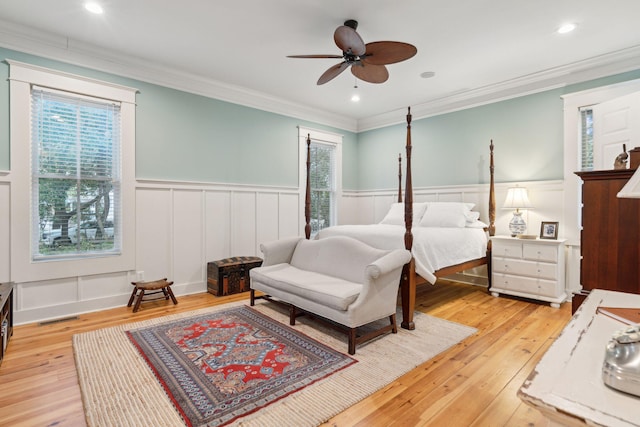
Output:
344 19 358 30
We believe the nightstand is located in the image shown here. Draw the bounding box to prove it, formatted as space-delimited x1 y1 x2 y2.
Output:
490 236 567 308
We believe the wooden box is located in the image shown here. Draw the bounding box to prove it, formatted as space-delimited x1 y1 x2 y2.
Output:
207 256 263 296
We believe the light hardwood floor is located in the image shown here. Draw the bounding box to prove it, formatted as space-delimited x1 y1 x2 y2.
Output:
0 280 570 426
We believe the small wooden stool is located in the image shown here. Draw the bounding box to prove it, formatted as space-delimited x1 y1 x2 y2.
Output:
127 278 177 312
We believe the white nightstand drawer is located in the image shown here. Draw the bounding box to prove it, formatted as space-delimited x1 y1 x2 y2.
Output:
493 258 558 280
493 274 560 297
523 244 557 263
493 240 523 259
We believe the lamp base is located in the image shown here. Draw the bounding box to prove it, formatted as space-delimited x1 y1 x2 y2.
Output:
509 211 527 237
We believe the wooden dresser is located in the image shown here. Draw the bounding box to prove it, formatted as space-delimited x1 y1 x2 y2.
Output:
575 169 640 304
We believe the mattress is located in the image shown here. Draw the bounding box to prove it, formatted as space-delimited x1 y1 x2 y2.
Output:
316 224 487 284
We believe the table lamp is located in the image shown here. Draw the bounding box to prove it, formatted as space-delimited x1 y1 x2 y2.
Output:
503 186 533 237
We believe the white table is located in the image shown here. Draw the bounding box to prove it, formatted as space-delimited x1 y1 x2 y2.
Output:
518 289 640 426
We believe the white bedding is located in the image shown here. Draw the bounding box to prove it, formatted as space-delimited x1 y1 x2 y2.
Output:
316 224 487 284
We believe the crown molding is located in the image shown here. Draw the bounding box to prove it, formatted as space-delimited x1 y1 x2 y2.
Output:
0 19 359 132
2 19 639 134
357 44 640 132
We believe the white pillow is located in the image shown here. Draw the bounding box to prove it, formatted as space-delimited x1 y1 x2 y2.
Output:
420 202 473 228
379 202 428 225
465 211 480 223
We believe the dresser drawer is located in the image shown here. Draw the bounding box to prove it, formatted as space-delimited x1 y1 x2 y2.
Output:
493 240 523 259
493 274 561 298
493 257 558 280
523 244 558 263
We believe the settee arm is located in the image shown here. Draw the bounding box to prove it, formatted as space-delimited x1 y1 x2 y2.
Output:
260 236 304 266
365 249 412 279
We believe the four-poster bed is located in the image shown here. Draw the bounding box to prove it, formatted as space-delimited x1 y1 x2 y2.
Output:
304 107 496 330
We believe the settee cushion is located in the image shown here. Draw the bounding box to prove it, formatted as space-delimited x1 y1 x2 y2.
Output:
250 263 362 311
289 237 390 284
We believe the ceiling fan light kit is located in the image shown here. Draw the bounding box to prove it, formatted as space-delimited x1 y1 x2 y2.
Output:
287 20 417 85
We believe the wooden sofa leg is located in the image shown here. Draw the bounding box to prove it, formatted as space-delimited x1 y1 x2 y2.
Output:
250 289 255 306
289 305 297 325
390 313 398 334
348 328 357 355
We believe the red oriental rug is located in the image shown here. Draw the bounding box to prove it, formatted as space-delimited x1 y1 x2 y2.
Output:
126 306 355 426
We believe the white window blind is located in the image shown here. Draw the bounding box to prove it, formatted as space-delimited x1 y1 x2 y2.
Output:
31 87 121 259
580 106 594 171
309 141 336 236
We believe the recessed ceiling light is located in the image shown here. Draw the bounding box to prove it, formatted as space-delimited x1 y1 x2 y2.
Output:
84 2 104 14
557 23 576 34
420 71 436 79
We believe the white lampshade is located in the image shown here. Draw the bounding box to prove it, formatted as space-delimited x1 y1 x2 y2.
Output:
618 168 640 199
503 187 534 210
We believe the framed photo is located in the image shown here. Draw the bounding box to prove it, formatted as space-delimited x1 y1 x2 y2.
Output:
540 221 559 240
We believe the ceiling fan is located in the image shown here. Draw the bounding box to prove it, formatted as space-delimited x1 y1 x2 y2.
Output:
287 19 417 85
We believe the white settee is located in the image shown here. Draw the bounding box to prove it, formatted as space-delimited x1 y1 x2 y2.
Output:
249 235 411 354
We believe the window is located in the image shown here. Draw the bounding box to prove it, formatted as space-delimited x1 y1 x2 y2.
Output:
309 141 336 235
580 107 594 171
9 60 136 282
32 88 121 259
298 127 342 238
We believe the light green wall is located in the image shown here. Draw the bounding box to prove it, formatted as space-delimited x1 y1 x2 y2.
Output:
1 46 640 191
358 91 564 189
0 47 358 188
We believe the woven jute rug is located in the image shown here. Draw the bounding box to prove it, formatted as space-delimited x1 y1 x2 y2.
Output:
73 300 476 427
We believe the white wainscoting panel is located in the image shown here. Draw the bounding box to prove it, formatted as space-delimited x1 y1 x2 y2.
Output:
279 193 300 239
231 191 257 256
19 277 78 310
136 188 173 283
256 193 279 249
79 272 132 300
172 190 205 289
337 193 363 225
205 191 232 262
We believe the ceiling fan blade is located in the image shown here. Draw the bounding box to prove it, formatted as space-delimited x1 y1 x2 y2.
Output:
361 41 417 65
351 63 389 84
317 62 350 85
334 25 366 56
287 54 344 59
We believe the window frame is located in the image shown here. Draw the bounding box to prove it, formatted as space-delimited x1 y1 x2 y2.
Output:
298 127 342 238
579 106 594 171
31 86 123 260
8 60 137 282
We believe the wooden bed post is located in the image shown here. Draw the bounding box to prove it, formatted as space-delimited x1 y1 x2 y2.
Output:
398 154 403 203
305 134 311 240
401 107 417 330
487 140 496 288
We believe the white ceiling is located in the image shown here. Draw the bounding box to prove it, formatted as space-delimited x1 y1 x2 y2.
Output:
1 0 640 131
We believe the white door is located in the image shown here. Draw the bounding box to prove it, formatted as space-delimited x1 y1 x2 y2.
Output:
592 91 640 170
